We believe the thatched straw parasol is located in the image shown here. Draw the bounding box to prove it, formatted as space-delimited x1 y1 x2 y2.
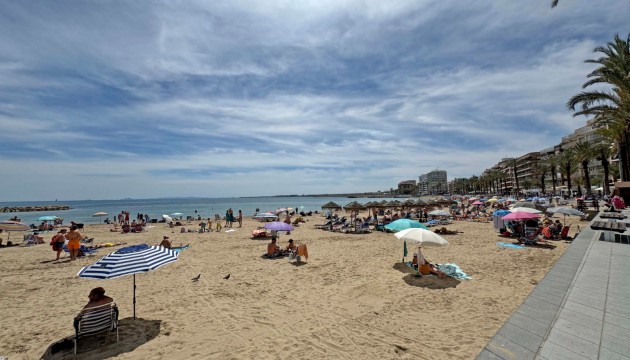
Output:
321 201 342 210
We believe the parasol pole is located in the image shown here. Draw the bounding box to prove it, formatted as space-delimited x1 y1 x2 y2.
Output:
133 274 137 319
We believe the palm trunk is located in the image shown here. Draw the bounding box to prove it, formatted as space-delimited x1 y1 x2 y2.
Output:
602 158 610 195
566 163 572 196
582 161 591 194
551 165 557 195
621 131 630 181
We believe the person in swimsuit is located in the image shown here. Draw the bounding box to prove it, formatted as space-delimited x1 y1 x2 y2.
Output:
286 239 297 254
66 225 82 261
267 238 283 257
51 229 67 260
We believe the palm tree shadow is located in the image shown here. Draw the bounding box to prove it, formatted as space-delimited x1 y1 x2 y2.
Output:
40 318 161 360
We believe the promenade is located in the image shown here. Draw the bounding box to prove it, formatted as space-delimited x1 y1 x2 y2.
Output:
477 209 630 360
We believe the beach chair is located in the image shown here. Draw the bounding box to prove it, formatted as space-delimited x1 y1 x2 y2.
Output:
519 228 542 245
81 237 94 245
559 225 571 239
74 302 119 354
214 214 221 221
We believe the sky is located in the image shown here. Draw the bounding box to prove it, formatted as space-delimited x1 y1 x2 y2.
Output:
1 1 629 201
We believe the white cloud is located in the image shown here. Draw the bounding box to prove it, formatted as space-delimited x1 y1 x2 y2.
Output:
0 0 627 200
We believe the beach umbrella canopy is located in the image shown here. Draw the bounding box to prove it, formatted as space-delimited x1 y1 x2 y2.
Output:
0 221 30 241
264 221 294 231
170 212 184 217
384 219 429 232
428 210 451 217
512 201 536 209
472 201 484 205
394 228 449 266
492 209 511 217
486 198 498 203
510 207 542 214
92 212 108 224
546 207 585 216
321 201 342 210
502 212 540 221
394 228 449 247
37 215 59 221
77 244 179 319
547 207 585 225
253 212 278 219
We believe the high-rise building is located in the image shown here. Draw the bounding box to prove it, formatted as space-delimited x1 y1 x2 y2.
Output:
419 169 447 194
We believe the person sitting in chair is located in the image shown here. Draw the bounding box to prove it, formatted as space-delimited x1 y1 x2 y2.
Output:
82 287 114 311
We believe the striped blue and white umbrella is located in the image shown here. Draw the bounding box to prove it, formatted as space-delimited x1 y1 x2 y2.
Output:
77 244 179 318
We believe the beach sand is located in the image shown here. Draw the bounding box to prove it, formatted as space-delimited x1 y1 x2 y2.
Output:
0 213 583 359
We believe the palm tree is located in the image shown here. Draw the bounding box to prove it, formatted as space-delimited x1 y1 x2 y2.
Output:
567 33 630 181
591 139 613 195
559 148 576 196
506 158 521 195
544 153 560 196
573 141 595 194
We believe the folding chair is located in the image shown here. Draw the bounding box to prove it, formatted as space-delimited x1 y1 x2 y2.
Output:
74 303 119 354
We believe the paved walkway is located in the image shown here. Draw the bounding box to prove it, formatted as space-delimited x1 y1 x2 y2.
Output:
477 210 630 360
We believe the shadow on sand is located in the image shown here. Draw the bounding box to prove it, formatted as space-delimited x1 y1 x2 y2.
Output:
40 318 161 360
392 262 461 289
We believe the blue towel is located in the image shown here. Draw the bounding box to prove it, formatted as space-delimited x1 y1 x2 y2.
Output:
496 242 524 249
436 263 471 280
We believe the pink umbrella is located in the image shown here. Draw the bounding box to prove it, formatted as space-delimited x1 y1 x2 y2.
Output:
502 212 540 221
472 201 484 205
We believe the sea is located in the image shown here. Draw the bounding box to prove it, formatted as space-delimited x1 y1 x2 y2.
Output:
1 196 401 226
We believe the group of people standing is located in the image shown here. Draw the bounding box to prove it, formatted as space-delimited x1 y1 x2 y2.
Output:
50 225 83 261
224 208 243 228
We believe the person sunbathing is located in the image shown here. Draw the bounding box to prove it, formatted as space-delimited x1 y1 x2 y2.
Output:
160 235 173 248
412 253 447 279
434 227 461 235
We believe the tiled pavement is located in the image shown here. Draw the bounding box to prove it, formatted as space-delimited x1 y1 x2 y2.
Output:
477 210 630 360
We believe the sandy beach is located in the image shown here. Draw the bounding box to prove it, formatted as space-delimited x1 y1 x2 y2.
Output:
0 212 583 360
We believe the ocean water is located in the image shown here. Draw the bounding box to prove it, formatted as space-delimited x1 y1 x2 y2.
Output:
1 196 400 226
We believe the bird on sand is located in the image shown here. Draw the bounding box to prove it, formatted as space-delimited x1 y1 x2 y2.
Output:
223 274 231 280
191 274 201 282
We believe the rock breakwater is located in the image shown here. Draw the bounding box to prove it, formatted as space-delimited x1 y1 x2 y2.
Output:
1 205 70 213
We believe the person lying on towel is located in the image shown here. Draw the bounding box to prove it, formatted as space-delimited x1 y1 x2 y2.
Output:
412 253 447 279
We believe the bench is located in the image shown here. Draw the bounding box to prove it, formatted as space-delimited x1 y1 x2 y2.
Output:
74 302 119 354
591 220 627 232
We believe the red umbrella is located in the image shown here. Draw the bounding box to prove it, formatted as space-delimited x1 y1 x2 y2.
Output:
502 212 540 221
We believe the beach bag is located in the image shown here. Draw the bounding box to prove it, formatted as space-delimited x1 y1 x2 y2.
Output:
419 264 431 275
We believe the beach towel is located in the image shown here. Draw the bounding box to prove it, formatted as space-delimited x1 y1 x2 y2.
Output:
172 245 190 253
496 242 524 249
297 244 308 261
436 263 471 280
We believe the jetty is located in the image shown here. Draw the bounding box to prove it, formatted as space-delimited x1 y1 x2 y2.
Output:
1 205 70 213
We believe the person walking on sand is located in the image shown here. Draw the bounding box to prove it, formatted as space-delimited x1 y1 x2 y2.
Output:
66 225 82 261
228 208 234 228
225 209 230 228
238 210 243 227
51 229 67 260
